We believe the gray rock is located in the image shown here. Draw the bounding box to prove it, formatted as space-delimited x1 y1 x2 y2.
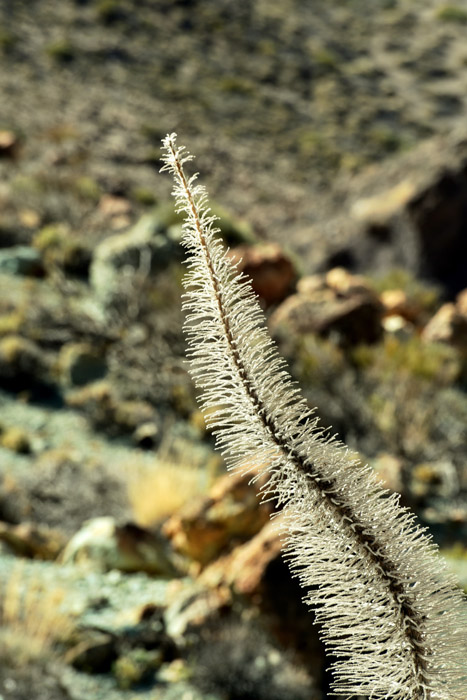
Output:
89 213 180 304
300 127 467 295
0 246 43 277
61 517 183 577
58 343 107 387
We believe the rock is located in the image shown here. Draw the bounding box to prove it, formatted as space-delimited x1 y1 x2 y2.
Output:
65 631 117 673
33 224 91 277
132 421 160 449
98 194 132 218
457 288 467 317
372 453 404 494
381 314 412 339
114 648 164 689
305 129 467 295
422 303 467 352
410 461 459 500
0 334 51 393
351 180 416 225
201 519 283 597
61 516 182 576
90 212 181 304
227 243 296 305
270 268 383 345
0 425 31 453
0 474 30 524
163 471 272 566
0 246 43 277
380 288 421 323
0 521 67 559
21 451 131 535
58 342 107 386
164 581 232 642
0 130 18 158
65 381 159 437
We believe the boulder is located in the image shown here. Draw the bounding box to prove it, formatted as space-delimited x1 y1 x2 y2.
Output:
163 471 272 566
0 130 18 158
227 243 296 305
61 516 182 576
0 334 51 393
422 302 467 352
200 519 283 597
90 212 181 304
0 425 31 454
303 128 467 295
380 288 421 323
0 246 43 277
0 521 67 560
270 268 383 344
65 631 117 673
57 342 107 387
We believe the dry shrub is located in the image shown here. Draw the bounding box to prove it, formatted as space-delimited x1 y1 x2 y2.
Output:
0 564 73 667
122 442 219 527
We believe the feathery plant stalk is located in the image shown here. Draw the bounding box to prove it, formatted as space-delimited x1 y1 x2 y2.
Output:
161 133 466 699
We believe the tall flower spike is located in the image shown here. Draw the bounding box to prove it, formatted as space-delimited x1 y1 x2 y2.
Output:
161 133 467 699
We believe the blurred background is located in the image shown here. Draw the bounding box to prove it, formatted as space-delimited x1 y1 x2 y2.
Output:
0 1 466 698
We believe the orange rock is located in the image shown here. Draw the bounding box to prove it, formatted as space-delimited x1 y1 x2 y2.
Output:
227 243 296 305
163 471 272 566
271 268 383 345
201 519 283 597
380 289 421 323
0 130 18 158
422 303 467 350
0 521 67 560
456 289 467 318
98 194 132 218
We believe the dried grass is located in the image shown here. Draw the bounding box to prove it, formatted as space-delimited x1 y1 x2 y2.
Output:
122 440 219 527
0 563 73 667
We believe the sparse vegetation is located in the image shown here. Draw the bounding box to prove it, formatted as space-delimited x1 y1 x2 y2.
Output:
0 564 73 667
122 442 217 527
436 5 467 23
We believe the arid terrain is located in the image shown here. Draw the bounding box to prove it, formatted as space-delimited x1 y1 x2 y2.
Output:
0 1 466 698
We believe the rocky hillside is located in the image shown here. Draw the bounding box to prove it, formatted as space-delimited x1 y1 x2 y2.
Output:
0 1 466 699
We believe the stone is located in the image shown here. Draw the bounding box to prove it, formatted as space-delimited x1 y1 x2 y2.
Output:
0 521 67 560
305 129 467 295
422 303 467 351
65 381 159 436
0 425 31 454
372 453 404 494
60 516 182 576
227 243 296 305
351 181 416 225
132 421 160 449
270 268 383 345
0 246 43 277
410 461 459 500
201 519 283 597
114 648 163 689
90 212 180 304
58 342 107 386
65 631 117 673
456 288 467 318
98 194 132 218
164 581 232 642
0 130 18 158
380 288 421 323
163 471 272 566
0 335 50 392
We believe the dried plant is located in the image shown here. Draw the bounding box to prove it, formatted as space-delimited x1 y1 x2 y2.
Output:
0 564 73 666
161 133 466 699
